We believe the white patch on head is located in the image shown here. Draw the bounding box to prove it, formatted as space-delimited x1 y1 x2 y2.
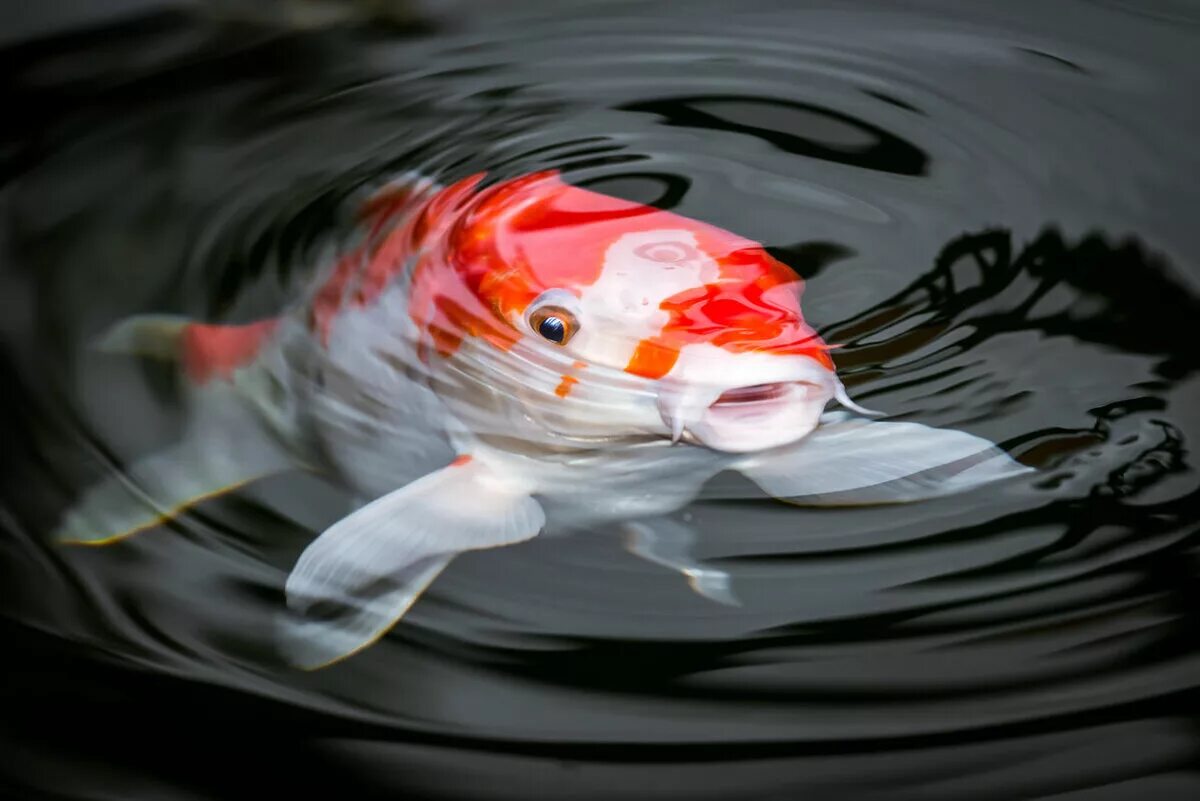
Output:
566 229 718 367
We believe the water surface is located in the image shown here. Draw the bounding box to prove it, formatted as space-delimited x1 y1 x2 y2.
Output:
2 2 1198 799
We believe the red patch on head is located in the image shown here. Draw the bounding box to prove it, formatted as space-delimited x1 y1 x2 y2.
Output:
623 233 833 378
326 168 833 371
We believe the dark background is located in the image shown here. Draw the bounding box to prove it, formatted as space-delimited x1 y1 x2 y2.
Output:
2 2 1199 799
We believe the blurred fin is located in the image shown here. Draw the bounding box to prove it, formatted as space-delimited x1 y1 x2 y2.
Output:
55 383 294 545
96 314 279 384
280 457 544 670
738 412 1032 504
95 314 189 360
623 518 738 606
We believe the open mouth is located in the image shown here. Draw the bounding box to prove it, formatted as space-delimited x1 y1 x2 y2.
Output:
655 357 839 453
686 378 831 452
709 381 794 408
707 381 826 415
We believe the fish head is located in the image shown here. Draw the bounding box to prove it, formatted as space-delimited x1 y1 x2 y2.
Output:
414 171 860 453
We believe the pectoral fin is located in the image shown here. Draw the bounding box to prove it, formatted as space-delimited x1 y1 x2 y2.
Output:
623 518 738 606
738 412 1032 504
280 457 544 670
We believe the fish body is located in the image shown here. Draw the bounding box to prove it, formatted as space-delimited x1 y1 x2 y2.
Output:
59 170 1031 667
291 172 842 515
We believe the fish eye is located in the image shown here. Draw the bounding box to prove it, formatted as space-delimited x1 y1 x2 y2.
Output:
529 306 577 345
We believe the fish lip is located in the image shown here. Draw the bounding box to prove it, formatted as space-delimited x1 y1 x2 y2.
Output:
654 354 848 451
701 381 819 432
708 381 808 409
657 380 821 447
658 378 835 453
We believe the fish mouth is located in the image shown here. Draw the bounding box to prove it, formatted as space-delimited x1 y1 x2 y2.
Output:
654 349 877 453
702 380 824 435
709 382 795 408
658 377 834 454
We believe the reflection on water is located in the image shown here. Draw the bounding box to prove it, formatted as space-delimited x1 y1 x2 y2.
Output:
2 2 1198 799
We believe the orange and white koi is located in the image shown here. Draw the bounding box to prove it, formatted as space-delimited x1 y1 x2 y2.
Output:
56 170 1030 668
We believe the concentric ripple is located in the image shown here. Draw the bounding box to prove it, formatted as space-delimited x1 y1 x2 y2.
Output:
1 2 1198 799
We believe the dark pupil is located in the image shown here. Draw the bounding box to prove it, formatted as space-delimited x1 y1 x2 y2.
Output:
538 316 566 343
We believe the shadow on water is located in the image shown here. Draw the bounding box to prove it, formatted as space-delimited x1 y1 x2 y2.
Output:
826 228 1200 385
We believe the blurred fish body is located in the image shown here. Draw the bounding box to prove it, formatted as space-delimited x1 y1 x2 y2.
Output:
56 170 1030 668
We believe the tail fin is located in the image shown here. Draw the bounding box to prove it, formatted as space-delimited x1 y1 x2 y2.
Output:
95 314 189 360
96 314 279 384
58 314 293 545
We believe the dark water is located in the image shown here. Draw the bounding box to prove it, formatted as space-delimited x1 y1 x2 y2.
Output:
2 2 1199 799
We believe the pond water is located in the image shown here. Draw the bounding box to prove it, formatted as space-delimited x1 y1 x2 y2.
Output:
1 2 1198 799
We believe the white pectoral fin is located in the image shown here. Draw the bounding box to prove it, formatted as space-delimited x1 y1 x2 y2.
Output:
623 518 738 606
280 458 544 670
738 412 1033 504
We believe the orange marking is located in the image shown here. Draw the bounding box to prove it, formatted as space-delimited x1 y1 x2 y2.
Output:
625 337 681 380
554 375 579 398
310 175 485 346
449 455 473 467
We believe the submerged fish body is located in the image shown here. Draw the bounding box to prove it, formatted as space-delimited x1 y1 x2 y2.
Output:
58 170 1032 668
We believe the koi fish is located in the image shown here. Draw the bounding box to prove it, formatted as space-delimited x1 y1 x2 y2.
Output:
56 170 1031 668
